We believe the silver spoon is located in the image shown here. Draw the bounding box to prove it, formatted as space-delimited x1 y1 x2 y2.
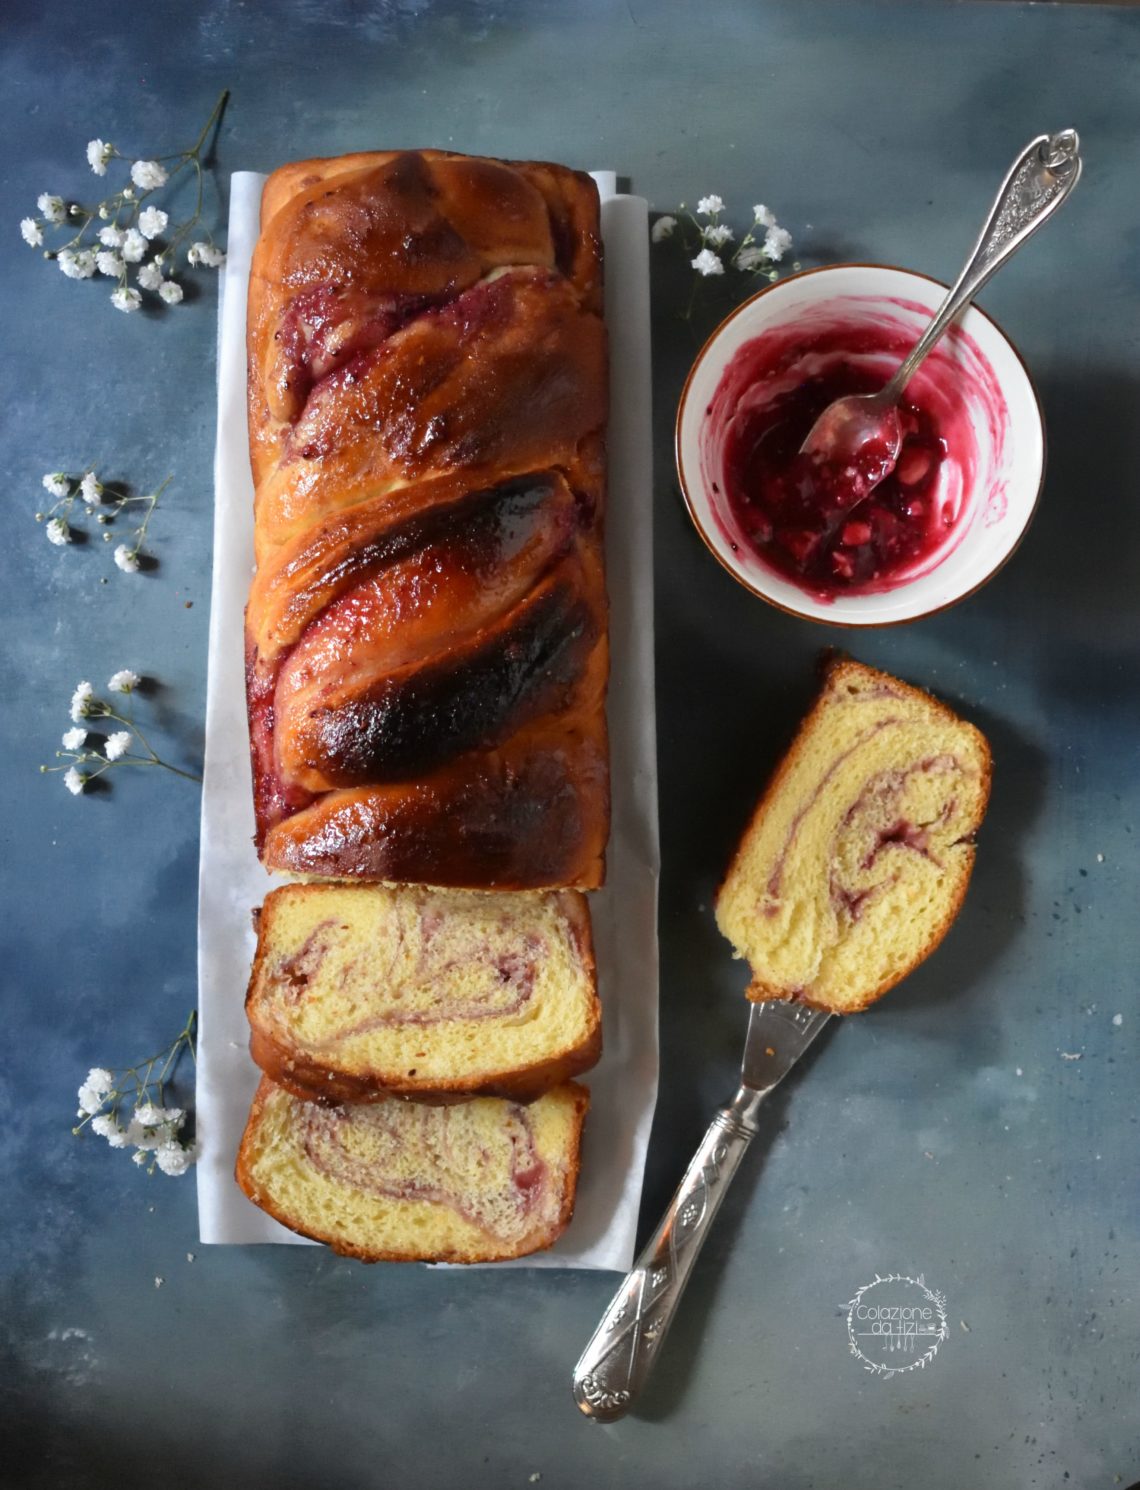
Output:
799 130 1082 485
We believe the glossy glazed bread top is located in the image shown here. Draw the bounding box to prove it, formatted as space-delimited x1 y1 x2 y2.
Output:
246 150 609 888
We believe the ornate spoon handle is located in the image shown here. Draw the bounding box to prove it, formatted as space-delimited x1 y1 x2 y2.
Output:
885 129 1082 400
572 1102 757 1422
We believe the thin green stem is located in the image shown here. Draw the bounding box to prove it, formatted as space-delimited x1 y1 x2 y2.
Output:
191 90 229 159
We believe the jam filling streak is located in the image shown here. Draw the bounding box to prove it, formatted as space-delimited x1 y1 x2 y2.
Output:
299 1100 551 1241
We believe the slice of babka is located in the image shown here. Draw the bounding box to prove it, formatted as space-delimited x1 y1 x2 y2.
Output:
235 1076 589 1262
716 657 992 1013
246 883 601 1102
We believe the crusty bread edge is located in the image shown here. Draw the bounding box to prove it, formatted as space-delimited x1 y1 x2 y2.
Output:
258 148 601 235
234 1074 591 1264
718 656 993 1015
245 883 602 1102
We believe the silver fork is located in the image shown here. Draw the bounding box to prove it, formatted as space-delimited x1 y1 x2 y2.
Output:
572 1000 832 1422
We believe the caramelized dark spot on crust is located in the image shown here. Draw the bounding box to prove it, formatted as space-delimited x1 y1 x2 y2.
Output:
282 470 571 638
262 735 609 890
247 472 578 840
304 572 598 785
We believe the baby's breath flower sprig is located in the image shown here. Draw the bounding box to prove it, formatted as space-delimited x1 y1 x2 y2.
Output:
73 1011 197 1176
35 467 172 572
652 194 799 324
42 671 201 795
18 90 229 313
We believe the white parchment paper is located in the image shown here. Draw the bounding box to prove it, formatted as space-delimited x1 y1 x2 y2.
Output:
196 170 658 1270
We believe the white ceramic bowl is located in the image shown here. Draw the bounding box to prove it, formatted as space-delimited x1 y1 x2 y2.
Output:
675 264 1045 625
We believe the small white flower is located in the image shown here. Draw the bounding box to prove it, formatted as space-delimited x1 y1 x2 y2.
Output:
691 248 725 277
42 471 70 498
98 224 124 248
105 1124 132 1149
70 682 96 721
20 217 44 247
91 1115 121 1140
763 224 793 262
114 543 140 572
735 244 767 272
137 205 168 240
702 223 734 248
696 194 725 216
62 727 87 750
127 1117 159 1151
104 730 132 762
58 247 97 280
80 471 104 505
188 240 225 268
96 250 125 278
98 206 111 220
136 260 164 292
37 193 66 224
87 138 112 176
132 1150 147 1165
130 159 168 191
752 204 777 228
78 1069 114 1114
651 215 677 243
108 669 139 694
111 286 141 314
122 187 134 201
155 1143 194 1176
120 228 146 263
158 279 183 305
63 766 85 796
46 517 71 546
135 1104 184 1138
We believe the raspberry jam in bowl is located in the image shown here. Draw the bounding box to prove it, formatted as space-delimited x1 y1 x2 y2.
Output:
676 264 1045 625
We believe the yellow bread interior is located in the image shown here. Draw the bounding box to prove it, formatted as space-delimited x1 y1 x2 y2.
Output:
237 1077 588 1262
716 660 991 1012
249 883 597 1088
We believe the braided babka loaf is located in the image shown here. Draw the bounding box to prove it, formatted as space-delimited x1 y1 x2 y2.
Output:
245 150 609 889
246 882 601 1103
716 658 991 1012
236 1075 589 1262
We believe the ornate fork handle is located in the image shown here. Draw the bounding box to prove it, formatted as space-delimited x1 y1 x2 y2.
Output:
572 1093 760 1422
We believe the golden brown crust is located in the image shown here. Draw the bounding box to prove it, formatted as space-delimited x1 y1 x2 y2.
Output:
244 884 602 1102
234 1075 590 1263
245 149 608 890
250 1023 603 1106
719 656 993 1014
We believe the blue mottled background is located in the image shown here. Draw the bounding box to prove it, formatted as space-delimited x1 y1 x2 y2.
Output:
1 2 1138 1486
